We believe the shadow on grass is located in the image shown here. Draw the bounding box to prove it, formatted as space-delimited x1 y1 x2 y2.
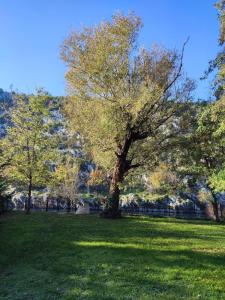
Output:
58 241 225 299
1 213 225 300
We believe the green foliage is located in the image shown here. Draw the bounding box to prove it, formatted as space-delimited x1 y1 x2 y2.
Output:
198 99 225 192
196 0 225 192
88 167 106 186
148 163 180 195
0 90 58 191
175 2 225 196
50 153 80 202
210 167 225 192
61 13 193 173
202 1 224 98
216 0 225 46
174 101 224 193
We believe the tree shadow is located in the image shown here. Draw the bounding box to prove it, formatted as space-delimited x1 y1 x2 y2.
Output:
1 213 225 299
60 240 225 299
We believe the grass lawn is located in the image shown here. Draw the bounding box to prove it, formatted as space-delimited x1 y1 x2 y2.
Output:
1 213 225 300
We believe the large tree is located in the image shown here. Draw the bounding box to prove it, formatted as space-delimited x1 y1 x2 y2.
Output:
61 13 194 218
181 105 225 221
199 0 225 198
175 1 225 221
0 90 57 214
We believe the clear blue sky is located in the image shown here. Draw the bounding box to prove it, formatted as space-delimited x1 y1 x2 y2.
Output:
0 0 220 99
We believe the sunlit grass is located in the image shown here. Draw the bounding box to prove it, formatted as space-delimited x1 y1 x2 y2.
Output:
0 212 225 299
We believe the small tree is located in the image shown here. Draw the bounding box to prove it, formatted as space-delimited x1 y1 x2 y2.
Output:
61 13 194 218
1 90 57 214
51 154 80 212
148 163 179 195
88 167 108 195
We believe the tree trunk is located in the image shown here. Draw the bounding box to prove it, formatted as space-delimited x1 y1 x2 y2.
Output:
57 198 60 212
45 197 49 212
107 181 121 218
220 204 223 219
212 199 220 222
101 158 125 218
206 185 220 222
26 176 32 214
210 189 220 222
67 198 71 213
101 135 134 218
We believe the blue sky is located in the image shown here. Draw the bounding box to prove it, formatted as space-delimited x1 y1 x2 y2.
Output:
0 0 220 99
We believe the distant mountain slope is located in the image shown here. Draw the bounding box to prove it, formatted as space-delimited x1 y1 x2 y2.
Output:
0 88 14 137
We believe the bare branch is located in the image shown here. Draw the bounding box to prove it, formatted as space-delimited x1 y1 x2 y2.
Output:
163 37 190 95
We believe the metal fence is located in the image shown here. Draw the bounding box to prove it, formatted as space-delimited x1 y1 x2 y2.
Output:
89 206 207 219
121 207 207 219
9 200 208 219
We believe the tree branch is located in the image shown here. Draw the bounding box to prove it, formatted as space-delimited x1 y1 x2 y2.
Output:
162 37 190 95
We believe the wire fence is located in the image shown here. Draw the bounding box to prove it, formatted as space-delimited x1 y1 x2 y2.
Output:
121 207 207 219
7 199 209 220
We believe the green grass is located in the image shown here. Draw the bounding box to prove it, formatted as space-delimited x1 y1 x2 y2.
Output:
1 213 225 300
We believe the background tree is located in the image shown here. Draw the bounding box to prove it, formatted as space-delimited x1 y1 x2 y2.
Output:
192 0 225 220
210 1 225 193
0 155 11 213
217 0 225 45
61 13 194 218
0 90 57 214
51 154 80 212
194 107 224 221
148 163 179 196
88 167 109 196
171 1 225 222
173 94 225 222
168 101 224 221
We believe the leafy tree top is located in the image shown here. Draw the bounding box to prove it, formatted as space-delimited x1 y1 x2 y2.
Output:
61 13 194 172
